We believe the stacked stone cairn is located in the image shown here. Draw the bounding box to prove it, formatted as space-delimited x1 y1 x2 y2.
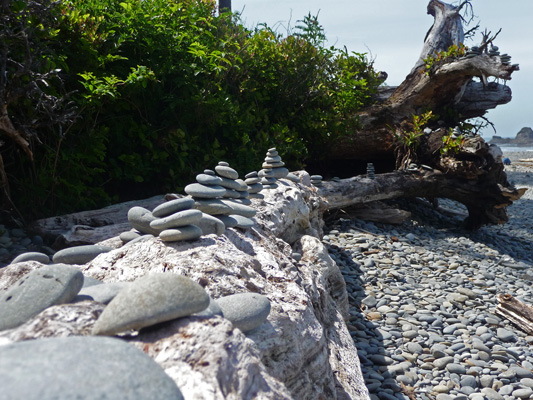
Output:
366 162 375 180
310 175 323 187
125 198 203 243
244 171 263 199
258 147 288 189
186 162 257 230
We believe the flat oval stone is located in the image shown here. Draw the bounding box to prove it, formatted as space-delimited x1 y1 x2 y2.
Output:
0 264 84 331
127 206 163 236
196 213 226 236
247 182 263 193
219 199 257 218
119 230 141 243
150 209 202 230
152 197 195 218
185 183 226 199
10 252 50 265
222 189 241 199
215 165 238 180
265 155 281 163
159 225 203 242
218 176 241 190
92 273 209 335
75 281 130 304
195 173 223 186
0 336 183 400
235 179 248 191
194 199 232 215
244 171 258 179
194 296 224 318
216 293 271 333
232 215 255 229
245 177 261 185
262 161 285 168
52 245 113 265
270 167 289 179
215 215 239 228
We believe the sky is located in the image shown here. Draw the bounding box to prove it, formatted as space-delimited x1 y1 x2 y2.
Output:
231 0 533 138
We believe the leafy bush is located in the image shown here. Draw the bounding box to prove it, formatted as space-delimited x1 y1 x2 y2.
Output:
2 0 380 220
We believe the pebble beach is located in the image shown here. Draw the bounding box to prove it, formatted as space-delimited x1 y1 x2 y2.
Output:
324 150 533 400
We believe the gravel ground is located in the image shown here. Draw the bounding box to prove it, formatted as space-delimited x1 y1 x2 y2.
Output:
324 150 533 400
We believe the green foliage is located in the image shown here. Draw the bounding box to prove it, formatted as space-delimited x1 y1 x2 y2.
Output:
441 128 465 155
394 111 434 169
424 44 466 76
3 0 380 219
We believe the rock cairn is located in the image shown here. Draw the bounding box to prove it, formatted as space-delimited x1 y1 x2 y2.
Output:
259 147 288 189
310 174 323 187
245 171 264 199
366 163 376 180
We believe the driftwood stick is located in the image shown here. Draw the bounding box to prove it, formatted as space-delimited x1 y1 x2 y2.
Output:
495 294 533 335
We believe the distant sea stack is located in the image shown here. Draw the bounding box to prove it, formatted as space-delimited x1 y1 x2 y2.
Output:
490 127 533 146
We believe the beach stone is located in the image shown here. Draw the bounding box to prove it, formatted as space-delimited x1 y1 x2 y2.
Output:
52 245 113 265
216 293 271 333
245 176 261 184
285 173 300 183
195 173 223 186
265 155 281 163
119 230 141 243
480 388 503 400
82 276 103 288
262 161 285 168
247 182 263 193
152 197 195 218
159 225 203 242
218 176 242 191
215 215 239 228
509 366 533 379
127 206 163 235
223 189 241 199
203 169 215 175
496 327 517 342
220 199 257 218
245 171 258 179
75 281 130 304
10 252 50 264
231 215 255 229
185 183 226 199
446 363 466 374
512 388 533 399
0 336 183 400
92 273 209 335
196 213 226 235
215 164 239 180
150 209 203 230
0 264 84 331
194 199 232 215
271 167 289 179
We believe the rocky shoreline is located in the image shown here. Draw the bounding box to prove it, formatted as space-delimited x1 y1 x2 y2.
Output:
324 150 533 400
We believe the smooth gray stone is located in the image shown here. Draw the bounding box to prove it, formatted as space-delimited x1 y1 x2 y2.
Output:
262 161 285 168
264 155 281 163
480 388 503 400
216 293 271 333
245 177 261 185
203 169 215 175
446 363 466 374
510 366 533 378
194 199 232 215
75 282 130 304
0 264 84 331
248 193 264 199
152 197 195 218
217 161 229 166
159 225 203 242
258 169 274 178
127 234 155 246
512 388 533 399
185 183 226 199
234 179 248 191
230 198 252 206
127 206 163 236
195 173 223 186
247 182 263 193
310 175 323 180
194 296 223 317
219 199 257 218
244 171 258 179
215 165 238 180
237 190 249 199
231 215 255 229
406 342 423 354
215 215 238 228
285 173 300 183
460 375 478 389
0 336 183 400
361 295 377 307
222 189 241 199
150 209 203 230
82 276 103 288
119 230 141 243
196 213 226 235
270 167 289 179
218 176 242 190
92 273 209 335
10 252 50 265
497 327 517 342
52 245 113 265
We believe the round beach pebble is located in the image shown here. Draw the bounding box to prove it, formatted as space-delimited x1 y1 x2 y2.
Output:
0 264 84 331
231 215 255 229
10 252 50 265
247 183 263 194
194 296 224 318
218 176 242 191
220 199 257 218
216 293 271 333
152 197 195 218
119 230 141 243
196 213 226 236
92 273 209 335
215 164 239 180
52 245 113 265
127 206 163 236
150 209 202 230
184 183 226 199
75 281 130 304
215 215 239 228
223 189 241 199
0 336 183 400
270 167 289 179
194 199 232 215
159 225 203 242
195 173 223 186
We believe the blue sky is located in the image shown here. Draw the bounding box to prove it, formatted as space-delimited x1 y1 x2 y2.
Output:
232 0 532 138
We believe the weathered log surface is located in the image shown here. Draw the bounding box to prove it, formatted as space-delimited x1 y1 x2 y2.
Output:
495 294 533 335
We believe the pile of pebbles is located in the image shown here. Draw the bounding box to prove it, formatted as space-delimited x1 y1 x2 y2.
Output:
324 179 533 400
258 147 289 189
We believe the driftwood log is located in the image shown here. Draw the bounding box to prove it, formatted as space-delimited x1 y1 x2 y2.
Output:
308 0 523 229
495 294 533 335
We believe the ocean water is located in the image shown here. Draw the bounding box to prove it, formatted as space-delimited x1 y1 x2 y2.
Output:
497 145 533 153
